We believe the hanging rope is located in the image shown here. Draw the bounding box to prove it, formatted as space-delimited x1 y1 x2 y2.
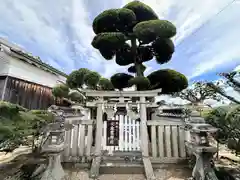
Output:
125 102 129 111
137 103 140 113
114 103 117 112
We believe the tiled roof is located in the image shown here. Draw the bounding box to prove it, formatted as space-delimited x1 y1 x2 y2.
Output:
10 48 67 77
0 37 67 77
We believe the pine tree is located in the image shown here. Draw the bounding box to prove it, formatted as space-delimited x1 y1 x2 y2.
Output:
91 1 188 92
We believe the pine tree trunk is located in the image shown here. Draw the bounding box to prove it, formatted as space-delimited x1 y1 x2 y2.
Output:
131 38 143 91
131 38 143 77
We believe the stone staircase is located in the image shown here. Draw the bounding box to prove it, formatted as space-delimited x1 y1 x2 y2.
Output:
100 151 145 175
100 154 143 175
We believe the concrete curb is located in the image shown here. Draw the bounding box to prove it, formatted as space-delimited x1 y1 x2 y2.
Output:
0 146 32 164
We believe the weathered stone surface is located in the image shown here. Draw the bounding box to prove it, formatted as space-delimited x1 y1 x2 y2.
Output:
41 154 66 180
64 168 191 180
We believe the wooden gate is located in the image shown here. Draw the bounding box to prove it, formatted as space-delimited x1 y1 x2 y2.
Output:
102 114 140 153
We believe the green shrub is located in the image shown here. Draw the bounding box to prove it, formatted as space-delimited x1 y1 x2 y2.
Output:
0 102 54 152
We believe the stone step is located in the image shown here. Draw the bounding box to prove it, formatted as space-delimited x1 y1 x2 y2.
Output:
98 174 146 180
101 153 144 174
102 151 142 159
102 156 142 163
100 162 144 174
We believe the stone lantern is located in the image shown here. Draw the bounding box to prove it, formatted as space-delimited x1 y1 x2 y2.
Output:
185 122 218 180
40 122 67 180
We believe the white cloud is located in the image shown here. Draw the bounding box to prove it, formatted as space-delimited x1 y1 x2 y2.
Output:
0 0 239 80
155 95 189 105
234 65 240 71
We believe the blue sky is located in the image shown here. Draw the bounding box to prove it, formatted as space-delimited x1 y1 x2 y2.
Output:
0 0 239 83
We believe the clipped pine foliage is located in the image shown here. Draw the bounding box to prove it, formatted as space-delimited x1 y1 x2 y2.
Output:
66 68 91 88
147 69 188 94
117 8 137 32
123 1 158 22
110 73 133 90
99 78 114 90
93 9 119 34
152 38 174 55
133 20 176 44
115 43 134 66
92 8 136 34
92 32 126 50
137 46 153 62
128 76 150 90
128 64 146 74
84 71 101 88
88 1 188 92
155 53 172 64
52 84 69 98
152 38 174 64
115 52 134 66
99 48 116 60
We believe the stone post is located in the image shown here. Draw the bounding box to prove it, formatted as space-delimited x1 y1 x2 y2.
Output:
140 96 156 180
94 98 104 156
140 96 149 156
89 98 104 178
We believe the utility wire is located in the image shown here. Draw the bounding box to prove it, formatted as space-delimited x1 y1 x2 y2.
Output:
176 0 237 47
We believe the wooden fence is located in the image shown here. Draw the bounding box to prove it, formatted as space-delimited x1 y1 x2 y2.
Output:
61 116 188 164
62 118 94 163
147 119 186 163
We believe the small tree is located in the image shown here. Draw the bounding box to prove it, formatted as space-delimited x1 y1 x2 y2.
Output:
91 1 188 92
206 82 240 104
65 68 113 91
52 68 115 103
173 82 222 107
219 71 240 92
52 84 69 98
206 70 240 104
205 106 240 156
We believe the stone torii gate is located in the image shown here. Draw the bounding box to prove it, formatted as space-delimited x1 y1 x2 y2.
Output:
83 89 161 180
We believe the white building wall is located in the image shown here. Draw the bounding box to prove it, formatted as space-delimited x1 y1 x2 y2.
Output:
0 51 10 76
0 48 66 88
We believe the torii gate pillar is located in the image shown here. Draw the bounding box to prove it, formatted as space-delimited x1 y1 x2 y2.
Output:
89 98 104 178
140 96 156 180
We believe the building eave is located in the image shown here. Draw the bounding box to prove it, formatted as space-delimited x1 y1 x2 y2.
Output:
10 48 68 77
0 37 67 78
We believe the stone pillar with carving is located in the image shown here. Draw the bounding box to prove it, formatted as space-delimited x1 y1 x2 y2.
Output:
185 111 219 180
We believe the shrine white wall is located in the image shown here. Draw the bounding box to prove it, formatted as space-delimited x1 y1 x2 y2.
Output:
0 48 66 88
0 51 10 76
